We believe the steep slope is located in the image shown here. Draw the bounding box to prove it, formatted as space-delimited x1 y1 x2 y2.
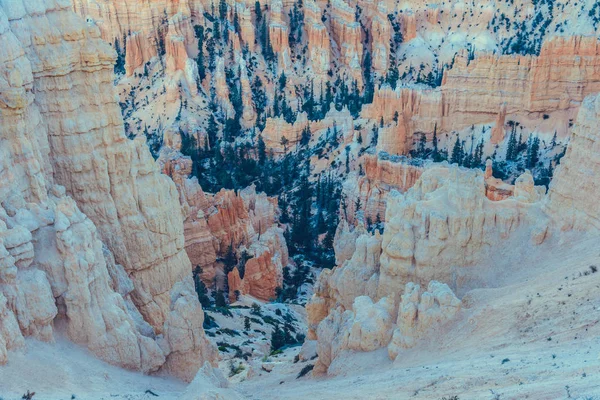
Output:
306 91 600 375
0 0 215 381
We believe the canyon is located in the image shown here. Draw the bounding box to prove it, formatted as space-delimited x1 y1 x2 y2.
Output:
0 0 600 399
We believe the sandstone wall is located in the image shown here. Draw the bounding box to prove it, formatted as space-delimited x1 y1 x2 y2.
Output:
362 36 600 140
158 134 287 300
0 0 215 381
341 153 424 225
545 93 600 230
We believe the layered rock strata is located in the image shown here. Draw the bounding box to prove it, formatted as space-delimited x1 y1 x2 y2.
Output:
0 0 215 381
362 36 600 143
158 132 286 300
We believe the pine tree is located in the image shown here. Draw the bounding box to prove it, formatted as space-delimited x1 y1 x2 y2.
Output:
279 72 287 91
450 135 463 165
255 1 262 26
432 123 440 161
418 132 427 157
370 124 378 147
223 243 237 275
193 266 211 308
219 0 228 20
345 146 351 173
214 289 227 308
114 38 126 75
386 58 399 89
244 316 251 331
300 125 311 146
329 122 339 146
354 196 362 213
506 127 518 161
271 324 286 351
526 135 540 169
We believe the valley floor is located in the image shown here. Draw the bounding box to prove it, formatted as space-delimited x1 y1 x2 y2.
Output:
1 236 600 400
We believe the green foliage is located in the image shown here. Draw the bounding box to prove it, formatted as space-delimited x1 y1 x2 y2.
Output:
193 266 212 309
297 364 314 379
114 38 126 76
215 289 228 308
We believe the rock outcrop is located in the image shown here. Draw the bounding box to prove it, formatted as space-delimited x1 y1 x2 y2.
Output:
0 0 215 381
545 93 600 230
72 0 200 73
388 281 461 359
227 226 286 302
269 0 291 71
330 0 363 82
341 153 424 224
304 0 331 75
308 163 550 371
362 36 600 138
313 296 394 375
309 89 600 374
158 132 287 300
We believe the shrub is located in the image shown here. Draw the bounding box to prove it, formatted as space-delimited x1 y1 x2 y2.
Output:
297 364 314 379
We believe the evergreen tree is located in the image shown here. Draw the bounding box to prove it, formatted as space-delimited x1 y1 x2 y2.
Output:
219 0 228 20
450 136 463 165
370 124 378 147
386 58 399 89
505 124 518 161
244 316 251 331
214 289 227 308
223 243 237 275
432 123 440 161
354 196 362 213
329 122 339 146
300 125 311 147
279 72 287 91
526 135 540 169
114 38 126 75
271 324 286 351
345 146 351 173
418 132 427 157
255 1 262 26
257 134 267 165
362 51 374 103
193 266 211 308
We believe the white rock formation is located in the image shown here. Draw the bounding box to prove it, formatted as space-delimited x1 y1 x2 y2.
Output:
388 281 461 359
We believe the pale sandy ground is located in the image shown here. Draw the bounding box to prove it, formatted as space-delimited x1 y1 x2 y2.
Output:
238 234 600 399
0 339 186 400
1 235 599 400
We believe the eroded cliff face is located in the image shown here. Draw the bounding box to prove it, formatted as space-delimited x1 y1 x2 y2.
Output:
544 94 600 230
341 153 424 225
308 93 600 374
0 0 215 381
159 130 286 301
362 36 600 153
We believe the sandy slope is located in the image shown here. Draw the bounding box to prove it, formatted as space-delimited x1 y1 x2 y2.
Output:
0 339 185 400
237 235 600 399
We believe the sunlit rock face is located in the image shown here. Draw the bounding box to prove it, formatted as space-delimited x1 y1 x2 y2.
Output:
0 0 216 381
